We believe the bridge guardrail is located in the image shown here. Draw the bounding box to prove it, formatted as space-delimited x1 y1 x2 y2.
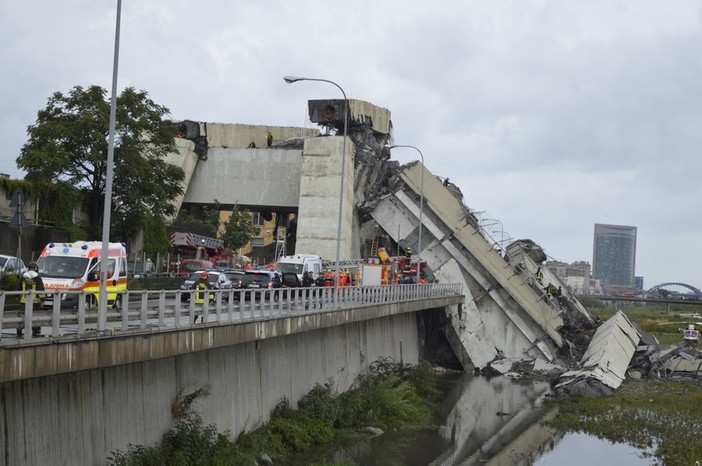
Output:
0 283 464 343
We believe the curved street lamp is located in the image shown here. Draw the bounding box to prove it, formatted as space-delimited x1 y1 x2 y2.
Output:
387 145 424 285
284 76 348 301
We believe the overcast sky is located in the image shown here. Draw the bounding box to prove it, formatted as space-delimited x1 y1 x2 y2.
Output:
1 1 701 289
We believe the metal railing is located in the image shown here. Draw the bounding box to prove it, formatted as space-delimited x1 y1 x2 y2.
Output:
0 283 463 343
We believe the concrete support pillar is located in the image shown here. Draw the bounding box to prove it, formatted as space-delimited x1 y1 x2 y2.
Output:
296 136 354 261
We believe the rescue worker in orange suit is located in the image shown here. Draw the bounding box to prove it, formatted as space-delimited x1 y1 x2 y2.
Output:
337 271 346 287
18 262 45 337
324 269 334 287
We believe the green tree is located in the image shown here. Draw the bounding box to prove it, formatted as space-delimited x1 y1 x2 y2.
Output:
173 201 222 238
221 207 260 251
17 85 184 240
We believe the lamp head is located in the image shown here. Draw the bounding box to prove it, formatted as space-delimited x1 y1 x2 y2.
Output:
283 75 306 84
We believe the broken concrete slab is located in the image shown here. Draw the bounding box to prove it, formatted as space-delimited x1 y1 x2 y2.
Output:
556 311 640 395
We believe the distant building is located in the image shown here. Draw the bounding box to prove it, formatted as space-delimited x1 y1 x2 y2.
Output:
545 260 591 280
592 223 637 288
545 260 601 294
562 276 603 295
634 276 644 291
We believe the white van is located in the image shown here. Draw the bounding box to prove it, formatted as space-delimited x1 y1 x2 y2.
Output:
275 254 323 282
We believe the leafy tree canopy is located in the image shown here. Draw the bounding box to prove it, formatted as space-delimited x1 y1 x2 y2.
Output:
17 85 185 240
222 207 260 251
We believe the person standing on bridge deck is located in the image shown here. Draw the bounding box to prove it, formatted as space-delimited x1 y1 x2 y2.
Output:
18 262 45 337
193 271 212 323
535 267 544 284
302 271 314 288
324 269 333 287
266 131 273 147
302 271 315 308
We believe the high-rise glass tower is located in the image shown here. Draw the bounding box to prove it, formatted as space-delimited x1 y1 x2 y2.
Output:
592 223 637 287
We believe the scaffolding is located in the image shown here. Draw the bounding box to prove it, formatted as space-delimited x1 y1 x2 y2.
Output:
274 226 286 261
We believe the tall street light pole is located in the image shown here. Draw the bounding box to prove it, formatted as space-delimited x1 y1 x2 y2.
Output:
98 0 122 331
387 145 424 285
284 75 348 303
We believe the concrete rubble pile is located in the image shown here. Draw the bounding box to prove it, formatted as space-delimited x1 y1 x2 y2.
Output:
628 332 702 380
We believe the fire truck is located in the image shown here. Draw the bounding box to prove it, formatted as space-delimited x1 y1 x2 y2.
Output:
169 232 225 275
320 247 429 286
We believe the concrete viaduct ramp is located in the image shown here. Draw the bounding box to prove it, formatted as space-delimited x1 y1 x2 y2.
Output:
370 162 592 369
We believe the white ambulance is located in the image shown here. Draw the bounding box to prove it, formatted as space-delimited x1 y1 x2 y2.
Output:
36 241 128 309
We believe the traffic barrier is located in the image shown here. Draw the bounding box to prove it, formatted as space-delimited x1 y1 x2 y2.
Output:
0 283 464 343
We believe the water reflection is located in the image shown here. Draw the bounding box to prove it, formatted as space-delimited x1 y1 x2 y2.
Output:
293 373 654 465
534 432 655 466
430 373 558 465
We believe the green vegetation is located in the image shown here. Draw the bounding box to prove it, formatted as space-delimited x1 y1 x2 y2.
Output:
545 379 702 466
108 358 439 465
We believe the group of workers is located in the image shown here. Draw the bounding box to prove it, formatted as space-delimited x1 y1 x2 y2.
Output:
248 131 274 149
302 269 356 288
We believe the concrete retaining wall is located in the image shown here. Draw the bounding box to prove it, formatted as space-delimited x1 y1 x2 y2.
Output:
0 312 421 466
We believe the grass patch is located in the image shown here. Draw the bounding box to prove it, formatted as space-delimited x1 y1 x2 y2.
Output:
590 303 702 345
107 359 439 465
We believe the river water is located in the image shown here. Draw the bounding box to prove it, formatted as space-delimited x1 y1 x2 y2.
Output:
293 372 655 465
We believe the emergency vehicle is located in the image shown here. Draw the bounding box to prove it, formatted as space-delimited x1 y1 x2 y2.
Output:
169 231 225 275
320 247 429 286
36 241 128 309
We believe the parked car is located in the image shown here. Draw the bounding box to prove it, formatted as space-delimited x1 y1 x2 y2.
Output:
0 255 27 276
180 270 232 302
232 269 283 300
223 269 245 283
